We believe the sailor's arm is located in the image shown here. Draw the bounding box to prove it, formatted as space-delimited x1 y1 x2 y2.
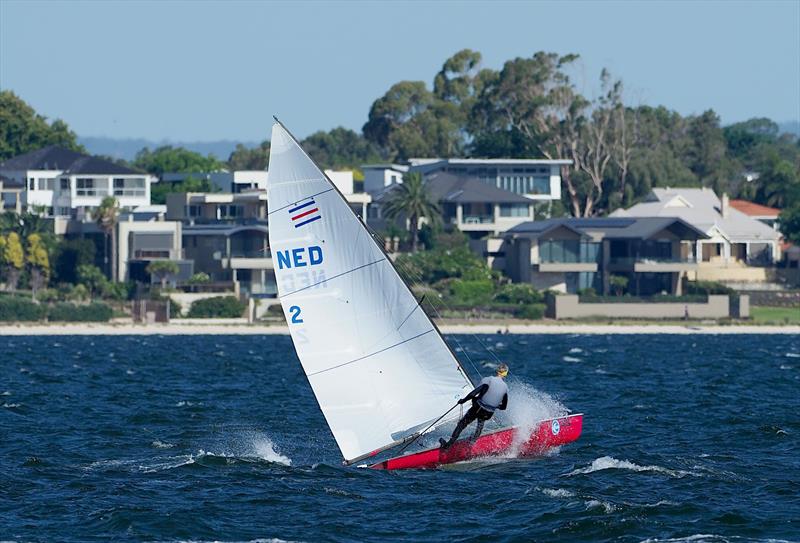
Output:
458 384 488 404
498 393 508 410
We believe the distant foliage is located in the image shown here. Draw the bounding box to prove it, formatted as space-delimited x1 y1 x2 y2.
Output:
396 246 490 284
449 279 495 306
0 90 84 161
48 302 112 322
227 141 270 170
187 296 246 318
516 304 545 320
301 127 382 169
133 146 224 175
0 296 46 321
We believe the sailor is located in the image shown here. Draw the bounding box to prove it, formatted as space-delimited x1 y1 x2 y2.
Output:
439 363 509 449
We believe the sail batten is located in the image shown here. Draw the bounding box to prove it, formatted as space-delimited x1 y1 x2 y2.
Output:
267 120 472 462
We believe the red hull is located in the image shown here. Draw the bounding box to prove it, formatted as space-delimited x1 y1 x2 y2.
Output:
369 413 583 470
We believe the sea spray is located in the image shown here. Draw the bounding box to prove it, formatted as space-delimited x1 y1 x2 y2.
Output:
497 380 570 456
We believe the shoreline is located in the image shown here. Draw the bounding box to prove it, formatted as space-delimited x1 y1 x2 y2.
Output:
1 322 798 335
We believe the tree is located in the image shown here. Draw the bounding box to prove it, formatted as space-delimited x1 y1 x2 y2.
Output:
779 204 800 245
0 90 84 161
26 233 49 296
380 172 441 252
227 141 270 170
53 238 96 284
1 232 25 290
301 128 382 169
150 175 217 205
133 146 224 175
95 197 119 281
77 264 107 299
147 260 179 289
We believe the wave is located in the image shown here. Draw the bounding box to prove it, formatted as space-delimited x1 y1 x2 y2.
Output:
562 356 582 362
568 456 697 478
639 536 796 543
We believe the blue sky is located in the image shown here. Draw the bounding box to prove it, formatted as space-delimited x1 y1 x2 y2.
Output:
1 0 798 142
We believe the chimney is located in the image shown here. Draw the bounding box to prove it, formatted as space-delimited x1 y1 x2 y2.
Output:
721 193 729 218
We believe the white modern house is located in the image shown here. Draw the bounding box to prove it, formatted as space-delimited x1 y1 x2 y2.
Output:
362 158 571 203
0 146 153 218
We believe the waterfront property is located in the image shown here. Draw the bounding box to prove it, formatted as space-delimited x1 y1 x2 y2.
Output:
503 217 707 295
363 158 571 204
612 188 781 282
371 171 535 239
0 145 153 219
0 173 23 213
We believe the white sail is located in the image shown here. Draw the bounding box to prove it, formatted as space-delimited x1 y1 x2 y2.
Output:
267 121 472 463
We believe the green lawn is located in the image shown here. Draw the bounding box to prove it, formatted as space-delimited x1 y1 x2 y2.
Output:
750 306 800 325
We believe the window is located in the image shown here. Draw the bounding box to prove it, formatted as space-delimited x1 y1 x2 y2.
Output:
219 204 243 219
186 205 202 218
45 179 55 191
113 177 146 197
540 240 600 263
56 207 71 216
60 178 70 190
499 203 529 217
29 179 35 190
76 178 98 196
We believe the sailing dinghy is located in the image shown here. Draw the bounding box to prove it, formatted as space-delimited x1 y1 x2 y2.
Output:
266 119 583 469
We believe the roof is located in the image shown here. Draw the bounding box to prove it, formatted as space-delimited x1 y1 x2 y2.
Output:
62 156 145 176
375 171 532 205
507 216 707 241
408 158 572 166
729 199 780 218
0 145 146 176
611 187 780 242
0 145 86 171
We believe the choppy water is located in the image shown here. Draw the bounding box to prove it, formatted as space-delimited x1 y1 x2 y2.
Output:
1 334 799 542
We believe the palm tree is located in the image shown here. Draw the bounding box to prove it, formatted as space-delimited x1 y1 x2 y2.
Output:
95 197 119 281
381 172 440 252
147 260 179 290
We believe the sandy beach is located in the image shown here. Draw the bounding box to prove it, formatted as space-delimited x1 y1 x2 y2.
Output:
1 322 798 335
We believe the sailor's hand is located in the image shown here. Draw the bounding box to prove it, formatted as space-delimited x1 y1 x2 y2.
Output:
457 398 467 405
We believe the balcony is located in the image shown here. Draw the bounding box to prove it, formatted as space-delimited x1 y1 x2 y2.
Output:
221 250 273 270
537 261 598 272
610 256 698 272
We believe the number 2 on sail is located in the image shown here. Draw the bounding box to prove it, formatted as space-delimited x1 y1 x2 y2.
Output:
288 305 303 324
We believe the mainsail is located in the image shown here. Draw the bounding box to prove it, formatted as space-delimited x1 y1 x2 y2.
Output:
267 120 473 463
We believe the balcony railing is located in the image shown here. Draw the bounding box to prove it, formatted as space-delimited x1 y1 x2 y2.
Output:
611 256 697 266
462 215 494 224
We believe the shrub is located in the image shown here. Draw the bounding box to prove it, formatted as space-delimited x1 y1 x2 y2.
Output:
609 275 629 296
515 303 545 320
577 287 597 298
47 302 112 322
187 296 246 318
35 288 60 303
686 280 734 295
0 297 47 321
449 279 495 306
187 272 211 284
494 283 543 305
266 303 286 321
101 281 133 301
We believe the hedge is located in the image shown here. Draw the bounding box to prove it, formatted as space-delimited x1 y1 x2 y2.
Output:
187 296 246 318
515 303 546 320
0 297 47 321
48 302 113 322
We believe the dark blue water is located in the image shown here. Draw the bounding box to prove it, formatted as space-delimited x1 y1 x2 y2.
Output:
2 334 799 543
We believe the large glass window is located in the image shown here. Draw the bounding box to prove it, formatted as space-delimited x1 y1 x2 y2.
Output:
113 177 146 197
540 240 600 263
499 203 529 217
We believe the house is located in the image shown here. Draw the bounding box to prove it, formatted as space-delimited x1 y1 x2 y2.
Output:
504 217 707 295
363 158 571 206
160 170 268 194
116 206 191 284
0 146 153 218
611 188 781 278
166 191 274 297
373 171 535 238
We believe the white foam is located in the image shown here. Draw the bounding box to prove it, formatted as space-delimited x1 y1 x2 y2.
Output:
569 347 583 354
250 435 292 466
151 440 175 449
562 356 582 362
541 487 575 498
569 456 696 478
497 381 569 456
785 352 800 358
586 499 617 513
